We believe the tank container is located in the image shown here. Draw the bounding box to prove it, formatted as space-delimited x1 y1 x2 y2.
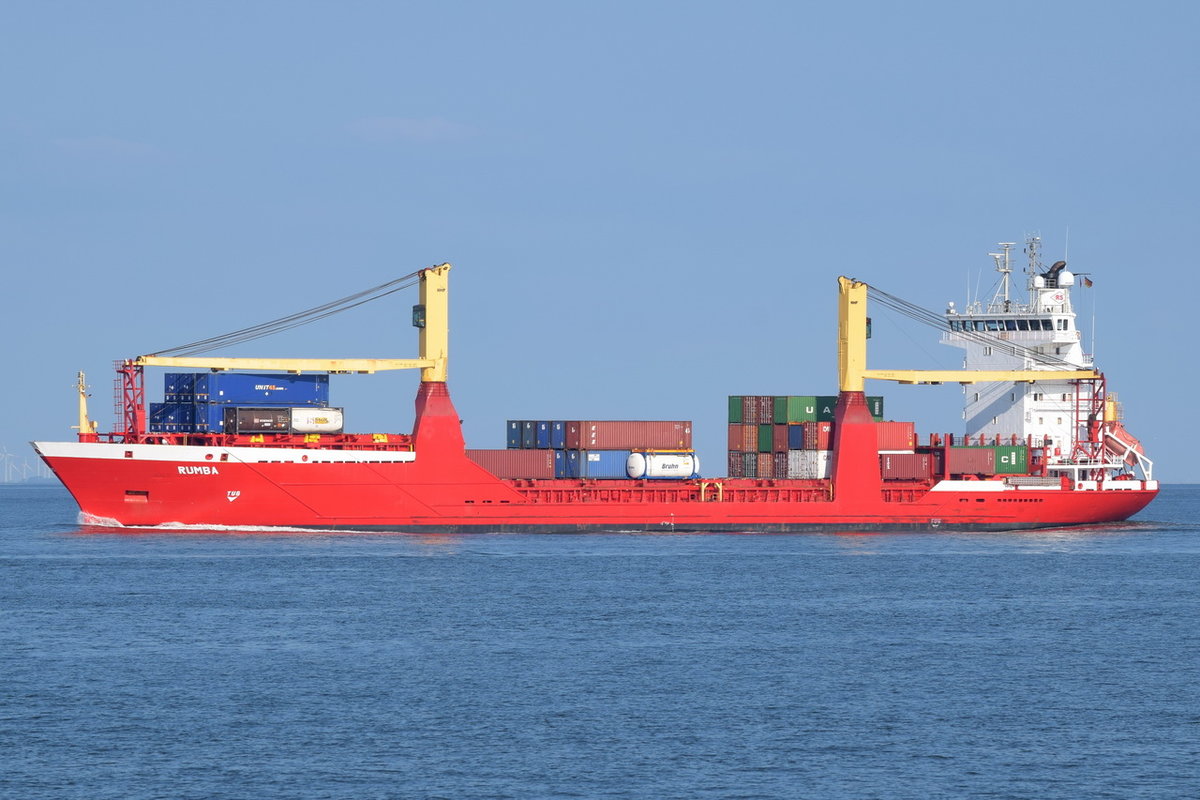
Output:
626 452 700 480
289 408 344 434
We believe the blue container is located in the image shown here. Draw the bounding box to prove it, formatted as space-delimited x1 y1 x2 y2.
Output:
553 450 571 478
550 421 566 450
192 373 329 406
788 424 805 450
520 421 536 449
535 421 551 449
581 449 633 479
506 421 521 449
163 373 196 402
191 402 232 432
148 402 195 432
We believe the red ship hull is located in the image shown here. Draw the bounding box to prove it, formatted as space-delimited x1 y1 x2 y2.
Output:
35 386 1158 533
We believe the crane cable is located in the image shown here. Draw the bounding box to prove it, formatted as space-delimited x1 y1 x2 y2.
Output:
146 270 424 357
865 284 1089 372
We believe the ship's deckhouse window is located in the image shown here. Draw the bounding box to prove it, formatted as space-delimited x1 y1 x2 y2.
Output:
983 346 993 356
1057 319 1068 330
1005 320 1017 331
985 320 1000 331
974 321 987 331
1017 320 1029 331
1033 393 1043 401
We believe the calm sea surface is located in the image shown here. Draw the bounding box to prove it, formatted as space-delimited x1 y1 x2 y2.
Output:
2 484 1198 799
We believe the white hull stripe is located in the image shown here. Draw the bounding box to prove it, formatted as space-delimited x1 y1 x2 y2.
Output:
32 441 417 464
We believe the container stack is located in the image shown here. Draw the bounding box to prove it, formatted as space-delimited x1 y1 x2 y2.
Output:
727 394 891 479
483 420 699 480
148 372 340 435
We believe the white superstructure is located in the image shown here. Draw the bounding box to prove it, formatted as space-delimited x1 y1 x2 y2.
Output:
942 237 1094 461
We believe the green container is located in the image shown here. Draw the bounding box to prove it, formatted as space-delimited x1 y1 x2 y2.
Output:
728 396 743 423
814 396 839 422
994 445 1029 474
773 395 816 423
866 395 884 421
757 424 774 453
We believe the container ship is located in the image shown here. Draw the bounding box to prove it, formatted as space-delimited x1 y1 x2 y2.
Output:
33 238 1157 532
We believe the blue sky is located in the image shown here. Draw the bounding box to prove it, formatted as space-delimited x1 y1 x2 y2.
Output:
2 1 1196 481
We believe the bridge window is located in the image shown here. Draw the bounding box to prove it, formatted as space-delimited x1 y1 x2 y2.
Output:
1017 320 1029 331
1057 319 1068 330
1005 320 1017 331
986 320 1000 331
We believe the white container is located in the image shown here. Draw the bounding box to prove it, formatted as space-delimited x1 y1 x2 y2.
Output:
290 407 344 433
787 449 831 479
626 452 700 479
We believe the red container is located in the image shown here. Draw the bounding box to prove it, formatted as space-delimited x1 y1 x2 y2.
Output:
564 421 692 450
466 449 555 478
728 424 743 451
772 424 790 453
741 424 757 452
946 446 995 475
742 396 759 425
876 421 916 451
880 452 934 480
727 451 744 477
804 421 834 450
772 452 789 478
757 452 775 479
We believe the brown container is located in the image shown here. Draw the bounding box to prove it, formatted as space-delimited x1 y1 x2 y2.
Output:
727 451 744 477
564 420 692 450
772 452 789 478
772 424 790 453
742 396 759 425
757 452 775 479
757 395 774 424
466 449 555 479
946 446 995 475
876 421 916 451
804 421 834 450
728 424 744 451
880 452 935 480
742 451 758 478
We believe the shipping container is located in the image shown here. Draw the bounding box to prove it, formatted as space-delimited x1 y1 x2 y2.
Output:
564 421 692 451
535 421 550 449
876 421 916 451
549 421 566 450
192 402 229 432
866 395 885 421
788 424 806 450
757 452 775 479
787 450 832 479
223 407 293 434
506 420 521 449
521 420 536 449
580 449 634 479
880 452 935 480
994 445 1029 474
742 396 759 425
772 424 790 453
147 402 195 432
289 407 344 434
757 424 773 453
742 451 758 478
814 396 839 422
803 421 834 450
727 424 744 451
756 395 774 424
466 449 555 479
947 446 995 475
163 373 196 402
727 451 744 478
191 372 329 406
728 396 743 424
773 452 789 479
627 452 700 479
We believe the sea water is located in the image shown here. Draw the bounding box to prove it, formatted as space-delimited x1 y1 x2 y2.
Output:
2 484 1198 799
